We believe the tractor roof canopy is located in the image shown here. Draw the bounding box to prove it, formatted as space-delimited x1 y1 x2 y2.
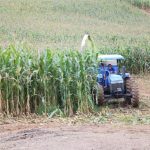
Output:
98 54 124 61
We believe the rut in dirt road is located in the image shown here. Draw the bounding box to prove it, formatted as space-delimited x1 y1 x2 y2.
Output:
0 125 150 150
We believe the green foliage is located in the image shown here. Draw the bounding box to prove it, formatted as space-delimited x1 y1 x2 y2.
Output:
0 45 97 116
129 0 150 8
0 44 149 116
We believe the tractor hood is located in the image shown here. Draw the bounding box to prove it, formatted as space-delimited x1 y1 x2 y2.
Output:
109 74 123 84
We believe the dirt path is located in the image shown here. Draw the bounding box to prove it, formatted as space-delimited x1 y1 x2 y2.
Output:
0 123 150 150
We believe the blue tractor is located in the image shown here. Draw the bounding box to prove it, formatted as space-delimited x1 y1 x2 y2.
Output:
94 54 139 107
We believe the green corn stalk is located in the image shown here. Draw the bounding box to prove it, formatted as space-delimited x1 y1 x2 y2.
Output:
0 43 149 116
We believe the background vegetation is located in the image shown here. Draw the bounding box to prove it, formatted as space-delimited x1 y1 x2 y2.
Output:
0 0 150 50
129 0 150 9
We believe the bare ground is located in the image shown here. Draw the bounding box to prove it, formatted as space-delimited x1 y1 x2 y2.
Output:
0 76 150 150
0 123 150 150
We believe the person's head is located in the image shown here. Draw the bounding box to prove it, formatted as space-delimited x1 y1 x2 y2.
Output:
108 64 112 68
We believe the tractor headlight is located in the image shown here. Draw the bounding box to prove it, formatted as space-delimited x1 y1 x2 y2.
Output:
125 73 130 77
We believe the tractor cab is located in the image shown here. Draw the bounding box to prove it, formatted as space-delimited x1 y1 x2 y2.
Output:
95 54 136 102
98 54 124 75
97 55 125 89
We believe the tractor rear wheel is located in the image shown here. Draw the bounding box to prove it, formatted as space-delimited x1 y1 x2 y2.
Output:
125 77 139 107
93 83 104 106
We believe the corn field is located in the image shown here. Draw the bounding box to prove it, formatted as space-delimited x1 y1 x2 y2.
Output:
0 45 98 116
0 45 150 116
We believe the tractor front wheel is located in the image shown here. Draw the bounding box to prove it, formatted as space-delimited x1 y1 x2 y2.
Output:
125 77 139 107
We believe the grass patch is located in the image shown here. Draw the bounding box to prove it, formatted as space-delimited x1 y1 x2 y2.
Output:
67 100 150 125
0 0 150 49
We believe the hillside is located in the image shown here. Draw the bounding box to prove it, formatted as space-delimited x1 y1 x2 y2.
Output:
0 0 150 49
